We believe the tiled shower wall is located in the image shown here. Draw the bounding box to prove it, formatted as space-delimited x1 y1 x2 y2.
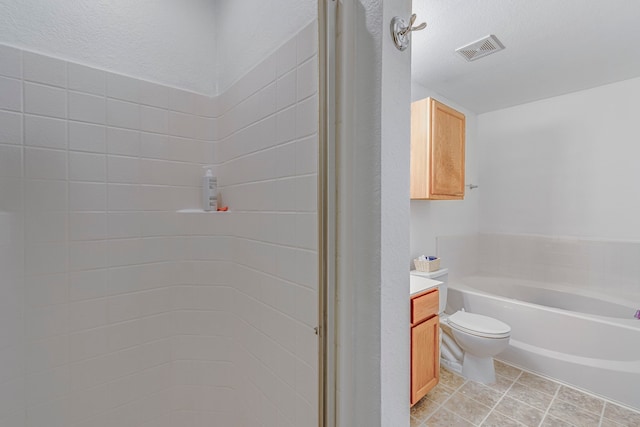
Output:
172 21 319 427
0 43 214 427
0 19 318 427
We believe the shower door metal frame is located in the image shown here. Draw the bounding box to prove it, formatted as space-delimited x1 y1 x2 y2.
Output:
318 0 337 426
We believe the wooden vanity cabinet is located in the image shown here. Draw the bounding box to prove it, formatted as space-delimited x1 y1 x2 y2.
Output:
410 288 440 406
410 97 466 200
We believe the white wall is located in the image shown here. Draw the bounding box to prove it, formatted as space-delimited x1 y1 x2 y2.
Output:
409 82 480 262
478 76 640 241
213 0 317 94
0 0 217 94
335 0 411 425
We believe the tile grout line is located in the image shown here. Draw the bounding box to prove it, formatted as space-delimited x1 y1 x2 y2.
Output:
537 385 562 427
477 370 523 427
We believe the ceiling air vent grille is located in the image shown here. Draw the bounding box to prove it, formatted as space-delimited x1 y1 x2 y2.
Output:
456 35 505 62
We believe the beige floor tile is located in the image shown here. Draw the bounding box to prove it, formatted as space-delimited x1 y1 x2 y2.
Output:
494 360 522 380
487 374 517 394
494 396 544 427
425 408 475 427
444 393 493 425
603 402 640 427
411 415 425 427
548 399 601 427
600 418 624 427
411 396 442 422
515 372 560 396
439 366 466 390
458 381 504 407
556 385 604 415
506 382 554 411
540 415 574 427
481 411 524 427
425 382 455 405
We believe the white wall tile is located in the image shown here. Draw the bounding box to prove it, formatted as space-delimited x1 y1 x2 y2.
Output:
140 133 169 160
0 145 22 178
69 212 107 241
0 45 22 79
107 73 139 103
295 95 317 139
23 52 66 88
297 21 318 65
25 148 67 180
107 127 139 156
276 106 296 144
0 76 22 112
69 122 106 153
139 81 169 109
25 273 67 307
68 63 106 96
25 212 66 244
108 213 141 239
69 269 108 302
24 83 66 118
0 110 22 145
25 179 67 212
25 243 68 276
169 88 196 114
107 99 140 130
107 155 139 184
276 38 297 78
276 70 296 111
296 56 317 101
68 299 109 332
140 106 168 134
25 115 67 149
69 182 107 212
107 184 140 211
69 91 106 124
69 240 108 271
69 152 106 182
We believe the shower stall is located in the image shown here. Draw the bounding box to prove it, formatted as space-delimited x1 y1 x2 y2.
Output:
0 1 320 426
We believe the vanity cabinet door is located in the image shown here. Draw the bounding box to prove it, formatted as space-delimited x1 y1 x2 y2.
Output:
410 314 440 405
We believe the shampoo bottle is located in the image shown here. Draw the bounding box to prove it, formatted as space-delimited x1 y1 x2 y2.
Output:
202 166 218 211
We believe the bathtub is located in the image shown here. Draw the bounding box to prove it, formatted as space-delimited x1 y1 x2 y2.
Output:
446 275 640 410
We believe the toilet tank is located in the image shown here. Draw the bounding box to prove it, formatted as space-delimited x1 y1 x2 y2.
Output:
411 268 448 313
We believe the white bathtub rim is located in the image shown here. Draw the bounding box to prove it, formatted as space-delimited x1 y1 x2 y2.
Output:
457 274 640 310
509 338 640 374
448 280 640 332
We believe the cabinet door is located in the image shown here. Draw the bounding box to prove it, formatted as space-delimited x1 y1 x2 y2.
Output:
430 99 465 198
411 315 440 405
410 98 465 200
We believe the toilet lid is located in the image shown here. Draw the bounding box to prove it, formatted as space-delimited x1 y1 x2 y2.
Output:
447 311 511 338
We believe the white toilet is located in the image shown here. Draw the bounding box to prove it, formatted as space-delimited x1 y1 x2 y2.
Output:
411 268 511 384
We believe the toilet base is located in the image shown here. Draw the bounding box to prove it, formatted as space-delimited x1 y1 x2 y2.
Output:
462 354 496 384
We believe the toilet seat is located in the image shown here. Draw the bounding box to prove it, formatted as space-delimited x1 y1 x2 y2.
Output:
447 311 511 339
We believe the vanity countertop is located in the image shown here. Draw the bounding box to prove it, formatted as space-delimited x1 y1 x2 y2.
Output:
410 271 442 296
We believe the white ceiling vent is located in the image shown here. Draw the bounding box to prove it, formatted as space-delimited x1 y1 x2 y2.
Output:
456 35 505 62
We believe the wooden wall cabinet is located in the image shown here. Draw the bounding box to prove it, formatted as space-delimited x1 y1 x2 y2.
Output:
410 97 466 200
410 289 440 406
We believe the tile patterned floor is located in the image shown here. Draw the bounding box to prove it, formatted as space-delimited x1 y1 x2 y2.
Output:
411 360 640 427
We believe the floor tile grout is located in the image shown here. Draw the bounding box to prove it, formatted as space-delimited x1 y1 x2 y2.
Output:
414 360 640 427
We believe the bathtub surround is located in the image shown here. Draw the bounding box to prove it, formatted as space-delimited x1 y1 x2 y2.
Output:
438 233 640 409
0 19 318 427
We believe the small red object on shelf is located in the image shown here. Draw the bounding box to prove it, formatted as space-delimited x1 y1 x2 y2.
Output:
217 206 228 211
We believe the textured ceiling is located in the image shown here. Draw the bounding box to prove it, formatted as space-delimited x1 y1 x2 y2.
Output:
411 0 640 113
